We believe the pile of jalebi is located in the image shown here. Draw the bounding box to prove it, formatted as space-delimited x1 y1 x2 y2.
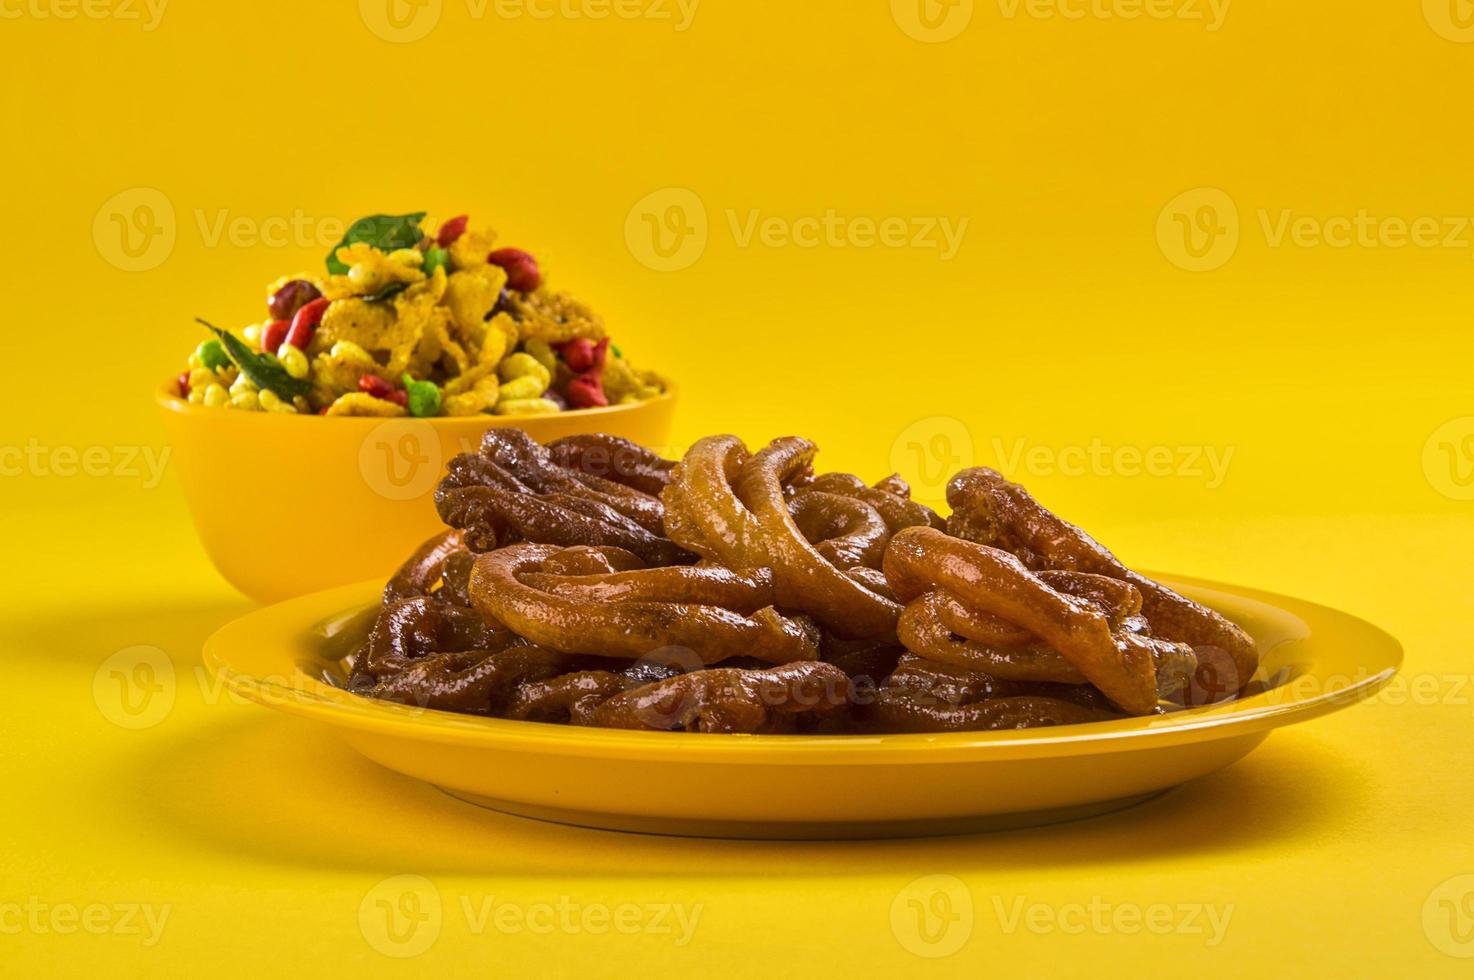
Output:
346 432 1258 734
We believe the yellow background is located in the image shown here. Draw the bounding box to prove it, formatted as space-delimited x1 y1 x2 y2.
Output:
3 0 1473 975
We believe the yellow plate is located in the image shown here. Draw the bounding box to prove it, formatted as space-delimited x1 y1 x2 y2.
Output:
203 575 1400 839
156 382 676 603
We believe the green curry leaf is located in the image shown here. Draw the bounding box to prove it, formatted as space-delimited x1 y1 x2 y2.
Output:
196 318 312 402
360 281 410 304
325 212 428 275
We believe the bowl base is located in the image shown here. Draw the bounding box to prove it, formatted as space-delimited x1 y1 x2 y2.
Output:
436 787 1171 840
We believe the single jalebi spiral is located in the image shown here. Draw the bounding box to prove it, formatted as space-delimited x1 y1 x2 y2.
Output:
945 467 1257 703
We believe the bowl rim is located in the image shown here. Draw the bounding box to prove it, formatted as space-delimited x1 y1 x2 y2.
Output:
201 574 1403 765
155 377 678 423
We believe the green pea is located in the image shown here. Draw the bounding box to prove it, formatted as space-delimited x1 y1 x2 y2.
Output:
402 374 443 418
197 338 231 371
422 246 448 278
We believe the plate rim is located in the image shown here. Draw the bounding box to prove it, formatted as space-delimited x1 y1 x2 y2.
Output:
202 573 1402 765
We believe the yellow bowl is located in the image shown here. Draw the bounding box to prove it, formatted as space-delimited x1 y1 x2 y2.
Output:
156 383 677 603
203 573 1401 839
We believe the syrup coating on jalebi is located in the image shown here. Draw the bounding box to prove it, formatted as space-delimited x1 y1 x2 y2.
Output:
347 433 1255 732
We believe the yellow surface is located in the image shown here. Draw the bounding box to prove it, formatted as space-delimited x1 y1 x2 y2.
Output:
3 0 1473 975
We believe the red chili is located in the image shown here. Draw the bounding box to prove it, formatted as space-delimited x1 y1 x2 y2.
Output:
286 297 330 350
566 371 608 409
437 214 469 247
261 320 289 355
387 389 408 408
558 338 597 373
488 248 541 292
177 371 192 398
359 374 394 399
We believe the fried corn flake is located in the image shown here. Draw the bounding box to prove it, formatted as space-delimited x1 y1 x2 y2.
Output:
511 289 606 345
494 397 562 416
324 242 427 299
602 354 664 403
442 375 502 416
324 393 408 417
443 265 508 351
448 226 498 271
443 313 515 397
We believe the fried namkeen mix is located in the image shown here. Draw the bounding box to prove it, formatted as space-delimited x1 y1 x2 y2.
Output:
347 434 1259 733
174 211 666 417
